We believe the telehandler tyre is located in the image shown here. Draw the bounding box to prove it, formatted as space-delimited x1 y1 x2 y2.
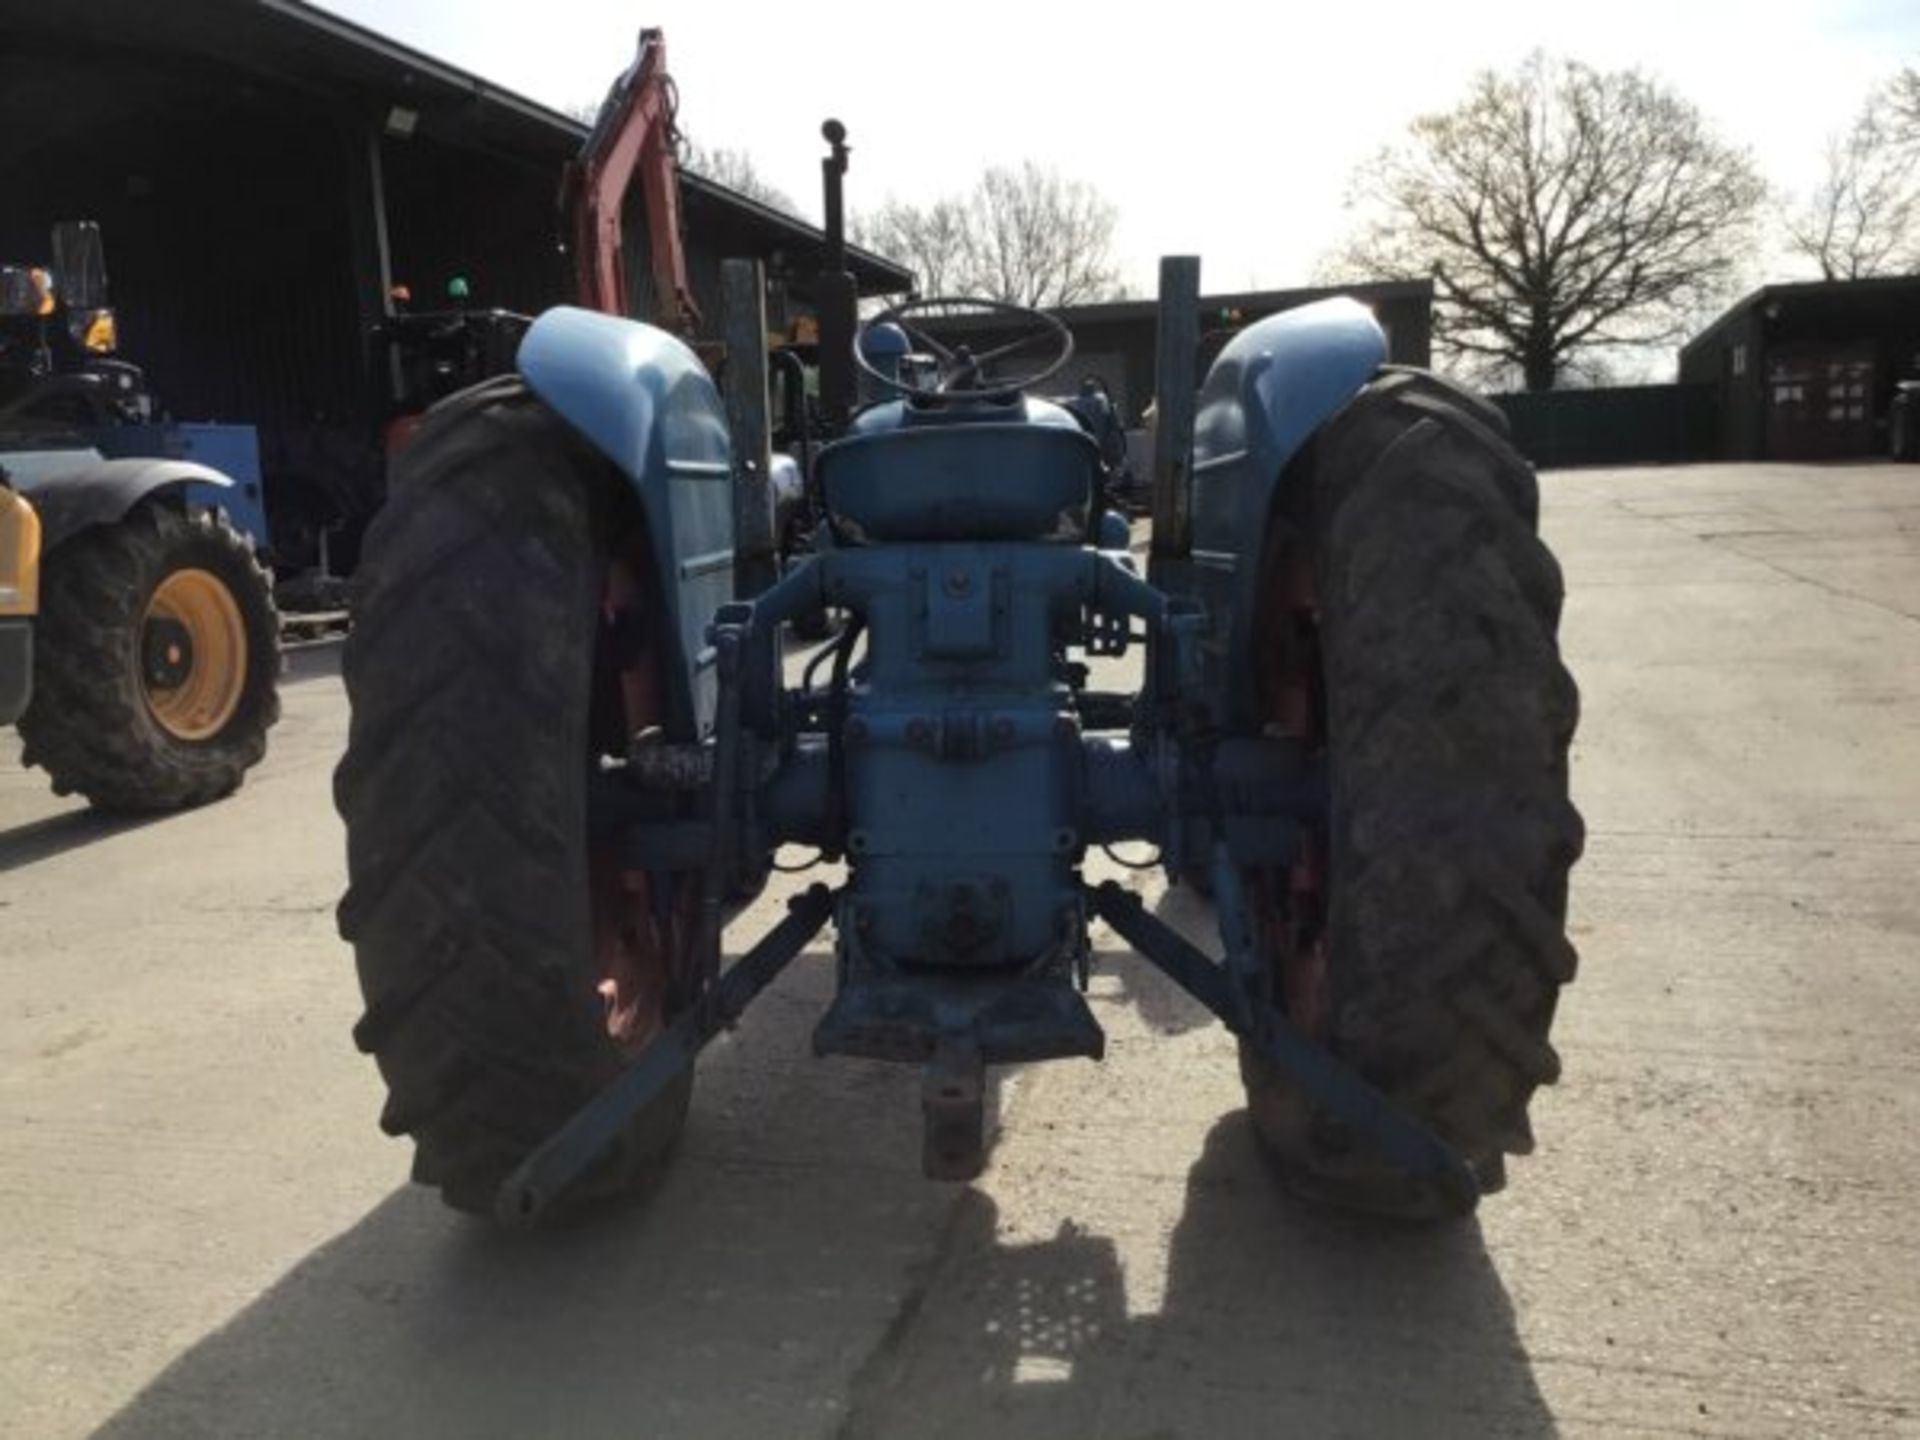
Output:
18 500 279 812
335 377 702 1220
1237 371 1583 1217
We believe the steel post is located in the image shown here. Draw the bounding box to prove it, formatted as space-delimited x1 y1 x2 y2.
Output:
721 258 778 597
1148 255 1201 569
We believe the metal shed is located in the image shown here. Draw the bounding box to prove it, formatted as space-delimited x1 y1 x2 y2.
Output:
1679 275 1920 461
0 0 909 568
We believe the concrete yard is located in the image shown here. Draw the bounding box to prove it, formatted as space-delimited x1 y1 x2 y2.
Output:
3 462 1918 1439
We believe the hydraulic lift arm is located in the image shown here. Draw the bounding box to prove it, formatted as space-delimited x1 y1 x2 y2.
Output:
561 27 700 334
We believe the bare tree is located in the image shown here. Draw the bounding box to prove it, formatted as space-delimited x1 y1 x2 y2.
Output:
1326 54 1765 392
682 141 802 218
1786 68 1920 280
854 197 974 296
855 164 1124 306
967 163 1123 307
1893 66 1920 139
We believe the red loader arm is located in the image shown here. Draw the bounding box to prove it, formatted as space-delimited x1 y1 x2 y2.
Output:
561 27 700 335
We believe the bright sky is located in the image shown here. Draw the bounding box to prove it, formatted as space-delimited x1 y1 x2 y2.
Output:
323 0 1913 298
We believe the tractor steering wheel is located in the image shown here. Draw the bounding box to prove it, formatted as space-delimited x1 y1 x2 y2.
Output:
855 296 1074 401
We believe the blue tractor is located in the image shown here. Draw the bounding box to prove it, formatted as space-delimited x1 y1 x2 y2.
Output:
0 222 279 809
336 130 1580 1225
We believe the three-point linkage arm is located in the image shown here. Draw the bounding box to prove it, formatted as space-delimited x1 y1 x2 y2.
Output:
561 27 700 335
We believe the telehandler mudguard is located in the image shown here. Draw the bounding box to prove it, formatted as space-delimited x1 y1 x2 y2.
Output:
8 452 236 554
1187 298 1385 728
519 305 734 737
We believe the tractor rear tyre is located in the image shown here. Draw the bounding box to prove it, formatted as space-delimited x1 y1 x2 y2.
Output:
18 501 279 812
1239 371 1583 1218
335 377 699 1220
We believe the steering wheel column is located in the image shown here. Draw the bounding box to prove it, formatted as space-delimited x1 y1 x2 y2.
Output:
854 297 1075 403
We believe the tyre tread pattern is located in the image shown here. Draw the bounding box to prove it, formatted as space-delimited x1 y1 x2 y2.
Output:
334 377 685 1218
1241 371 1583 1215
18 501 280 812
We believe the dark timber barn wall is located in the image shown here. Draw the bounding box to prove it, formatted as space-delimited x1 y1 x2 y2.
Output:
0 0 908 566
1490 385 1720 470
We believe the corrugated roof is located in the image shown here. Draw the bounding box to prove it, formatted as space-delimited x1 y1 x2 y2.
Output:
1682 274 1920 360
0 0 914 295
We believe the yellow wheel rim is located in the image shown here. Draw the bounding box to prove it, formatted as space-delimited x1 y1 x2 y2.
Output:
142 568 248 741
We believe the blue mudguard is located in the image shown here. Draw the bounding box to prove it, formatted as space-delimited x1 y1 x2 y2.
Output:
1187 297 1385 728
519 306 735 737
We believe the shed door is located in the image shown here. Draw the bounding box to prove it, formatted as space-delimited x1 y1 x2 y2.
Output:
1766 344 1876 459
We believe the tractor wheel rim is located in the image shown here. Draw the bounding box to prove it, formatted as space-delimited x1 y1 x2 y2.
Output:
142 568 248 741
590 546 694 1056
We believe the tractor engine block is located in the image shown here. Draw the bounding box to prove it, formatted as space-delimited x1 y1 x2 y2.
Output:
785 538 1169 1071
837 543 1083 970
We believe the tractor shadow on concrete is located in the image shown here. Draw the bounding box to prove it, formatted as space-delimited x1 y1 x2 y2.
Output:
833 1120 1557 1439
91 1017 1553 1440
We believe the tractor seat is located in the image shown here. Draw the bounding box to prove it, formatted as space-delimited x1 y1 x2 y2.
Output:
818 398 1098 544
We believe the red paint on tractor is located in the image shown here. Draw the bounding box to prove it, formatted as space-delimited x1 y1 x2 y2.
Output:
590 549 685 1055
1257 536 1330 1036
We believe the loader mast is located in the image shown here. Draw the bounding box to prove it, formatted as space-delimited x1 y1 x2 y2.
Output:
561 27 699 334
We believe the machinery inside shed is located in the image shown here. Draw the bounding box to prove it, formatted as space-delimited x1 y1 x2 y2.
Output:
0 1 908 585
